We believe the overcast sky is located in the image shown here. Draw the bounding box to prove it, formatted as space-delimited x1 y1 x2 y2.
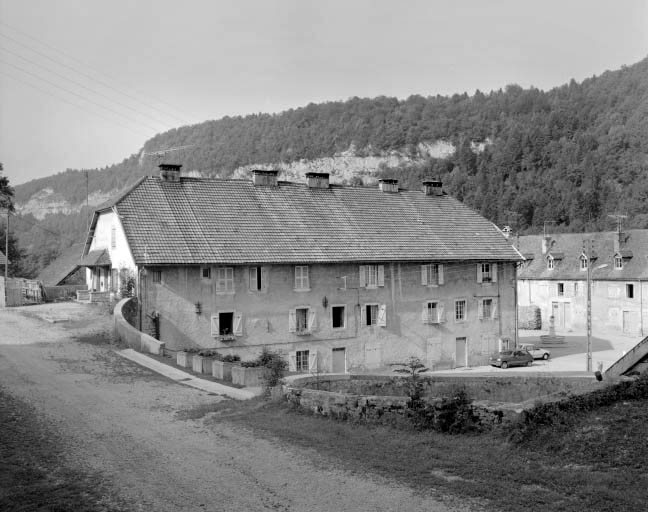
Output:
1 0 647 186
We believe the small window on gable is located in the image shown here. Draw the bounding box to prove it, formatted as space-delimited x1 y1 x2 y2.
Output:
627 284 634 299
557 283 564 296
615 256 623 270
201 267 211 280
548 257 554 270
580 256 588 271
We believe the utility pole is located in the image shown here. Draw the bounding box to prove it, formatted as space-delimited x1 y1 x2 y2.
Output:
586 239 592 372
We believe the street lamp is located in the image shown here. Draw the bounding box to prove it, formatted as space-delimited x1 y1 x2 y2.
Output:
0 192 10 282
587 261 608 372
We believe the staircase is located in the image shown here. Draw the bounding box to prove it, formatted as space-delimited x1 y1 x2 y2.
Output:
605 335 648 378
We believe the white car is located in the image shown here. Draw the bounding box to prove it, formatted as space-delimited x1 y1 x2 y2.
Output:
520 343 551 360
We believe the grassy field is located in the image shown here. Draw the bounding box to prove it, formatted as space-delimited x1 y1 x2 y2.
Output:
0 388 128 512
195 390 648 512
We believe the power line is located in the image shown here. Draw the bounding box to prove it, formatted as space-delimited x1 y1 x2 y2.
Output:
0 59 163 132
0 69 153 138
0 21 191 122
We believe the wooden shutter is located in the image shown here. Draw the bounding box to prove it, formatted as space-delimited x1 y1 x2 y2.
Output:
438 264 444 285
378 304 387 326
233 311 243 336
288 351 297 372
421 265 428 285
438 302 445 323
477 264 483 283
261 266 268 290
492 263 498 283
288 310 296 333
422 302 429 324
493 298 499 319
308 310 317 332
359 265 366 288
210 315 219 337
377 265 385 287
477 300 484 319
308 351 318 373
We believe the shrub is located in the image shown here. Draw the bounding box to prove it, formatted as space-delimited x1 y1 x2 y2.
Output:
221 354 240 363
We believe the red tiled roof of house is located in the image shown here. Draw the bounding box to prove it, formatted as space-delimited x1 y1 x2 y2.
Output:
518 230 648 280
98 176 522 265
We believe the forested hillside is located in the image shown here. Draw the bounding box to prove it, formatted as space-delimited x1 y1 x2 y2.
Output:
11 56 648 276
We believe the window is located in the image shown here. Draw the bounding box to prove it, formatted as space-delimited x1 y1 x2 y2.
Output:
295 266 309 290
422 301 444 324
248 266 266 291
201 267 211 280
295 307 309 332
477 263 497 283
219 312 233 335
421 264 443 286
580 257 588 271
366 304 379 326
615 256 623 270
455 300 466 322
296 350 310 372
332 305 346 329
482 298 492 318
151 270 162 283
478 298 498 320
216 267 234 293
548 257 554 270
111 226 116 249
627 284 634 299
359 265 385 288
289 307 316 334
557 283 564 296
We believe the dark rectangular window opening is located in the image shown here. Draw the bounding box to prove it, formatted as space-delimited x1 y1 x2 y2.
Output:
627 284 634 299
366 305 378 326
202 267 211 279
296 308 309 332
151 270 162 284
332 306 345 328
249 267 263 290
219 312 234 335
558 283 564 296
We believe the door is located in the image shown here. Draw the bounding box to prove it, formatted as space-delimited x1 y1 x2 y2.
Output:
455 337 467 368
623 310 639 335
551 302 565 330
331 348 346 373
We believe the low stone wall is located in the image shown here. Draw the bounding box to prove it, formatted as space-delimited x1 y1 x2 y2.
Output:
114 298 165 356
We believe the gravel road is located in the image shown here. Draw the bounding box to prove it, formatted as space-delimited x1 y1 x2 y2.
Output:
0 303 471 512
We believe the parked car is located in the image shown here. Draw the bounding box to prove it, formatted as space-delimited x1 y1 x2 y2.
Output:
489 350 533 369
519 343 551 360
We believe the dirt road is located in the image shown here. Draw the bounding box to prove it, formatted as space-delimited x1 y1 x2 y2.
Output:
0 303 469 512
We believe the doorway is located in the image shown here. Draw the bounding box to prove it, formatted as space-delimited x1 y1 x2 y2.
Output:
455 337 467 368
332 347 346 373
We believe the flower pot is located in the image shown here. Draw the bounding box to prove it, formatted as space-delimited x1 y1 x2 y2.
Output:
212 360 234 381
192 354 213 374
177 351 193 368
231 366 268 387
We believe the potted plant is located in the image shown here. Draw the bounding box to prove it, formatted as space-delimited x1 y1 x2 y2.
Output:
212 353 240 381
192 349 220 374
177 347 200 368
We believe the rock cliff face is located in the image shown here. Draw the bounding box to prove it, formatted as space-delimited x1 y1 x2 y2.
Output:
17 188 118 220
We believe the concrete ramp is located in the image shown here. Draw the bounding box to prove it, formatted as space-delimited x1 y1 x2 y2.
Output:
605 335 648 377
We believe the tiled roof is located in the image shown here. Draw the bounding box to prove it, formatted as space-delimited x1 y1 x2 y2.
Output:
518 230 648 280
99 176 522 265
37 243 84 286
0 250 7 265
79 249 111 267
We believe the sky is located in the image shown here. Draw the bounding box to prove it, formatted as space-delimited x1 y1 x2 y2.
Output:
0 0 647 186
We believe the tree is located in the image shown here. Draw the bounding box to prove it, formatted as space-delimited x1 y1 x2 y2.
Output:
0 163 30 278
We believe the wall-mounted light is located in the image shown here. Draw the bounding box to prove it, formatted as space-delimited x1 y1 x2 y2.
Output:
195 302 202 315
322 296 328 308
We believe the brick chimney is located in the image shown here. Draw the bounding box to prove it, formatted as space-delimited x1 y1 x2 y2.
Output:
305 172 330 189
422 179 443 196
252 169 279 187
378 178 399 193
159 163 182 182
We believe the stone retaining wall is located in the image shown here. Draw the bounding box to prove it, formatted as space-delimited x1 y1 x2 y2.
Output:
114 298 165 355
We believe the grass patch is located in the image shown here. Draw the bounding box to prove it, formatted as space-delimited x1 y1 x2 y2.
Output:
0 387 129 511
212 391 648 512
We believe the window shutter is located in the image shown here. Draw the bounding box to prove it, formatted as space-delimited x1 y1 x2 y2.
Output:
493 298 499 319
261 266 268 290
477 300 484 320
492 263 498 283
288 351 297 372
210 315 219 337
377 265 385 287
288 310 296 333
233 311 243 336
308 351 318 373
422 302 429 324
308 309 317 332
421 265 428 285
378 304 387 326
476 264 483 283
438 264 444 285
359 265 366 288
438 302 445 323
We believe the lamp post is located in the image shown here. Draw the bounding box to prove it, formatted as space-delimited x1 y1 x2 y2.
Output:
0 192 10 282
586 246 608 372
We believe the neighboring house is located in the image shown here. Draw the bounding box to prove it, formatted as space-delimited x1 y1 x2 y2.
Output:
82 164 522 371
517 230 648 336
37 243 85 286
